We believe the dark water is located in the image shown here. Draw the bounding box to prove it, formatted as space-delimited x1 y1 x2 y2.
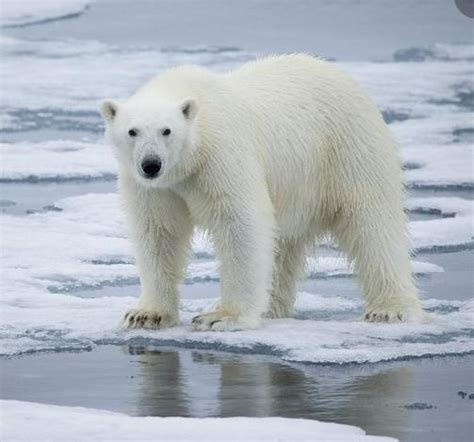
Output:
1 347 473 442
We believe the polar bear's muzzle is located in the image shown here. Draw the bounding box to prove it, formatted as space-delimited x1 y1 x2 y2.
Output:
140 155 162 179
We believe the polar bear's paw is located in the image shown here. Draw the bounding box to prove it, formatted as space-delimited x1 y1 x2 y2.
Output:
364 304 425 323
122 309 177 330
192 311 261 332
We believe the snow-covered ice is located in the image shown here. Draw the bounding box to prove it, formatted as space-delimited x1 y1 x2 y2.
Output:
1 277 473 363
0 139 112 182
402 143 472 189
0 400 395 441
0 37 472 190
0 6 472 442
1 194 473 363
408 197 474 252
0 191 451 297
0 33 472 364
0 36 252 116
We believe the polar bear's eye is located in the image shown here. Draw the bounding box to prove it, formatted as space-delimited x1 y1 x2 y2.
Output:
128 129 138 137
162 128 171 136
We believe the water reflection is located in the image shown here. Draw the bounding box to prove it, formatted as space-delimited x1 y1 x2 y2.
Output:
128 346 413 440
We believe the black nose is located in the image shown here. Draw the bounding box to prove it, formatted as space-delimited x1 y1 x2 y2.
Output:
141 157 162 178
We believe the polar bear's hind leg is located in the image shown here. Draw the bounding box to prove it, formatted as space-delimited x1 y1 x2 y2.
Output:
332 199 423 323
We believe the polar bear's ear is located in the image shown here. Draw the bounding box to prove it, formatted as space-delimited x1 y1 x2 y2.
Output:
100 99 119 123
180 97 198 121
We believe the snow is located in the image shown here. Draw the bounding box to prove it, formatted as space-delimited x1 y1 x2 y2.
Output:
0 400 395 441
0 12 471 442
0 192 472 363
0 192 448 296
0 139 111 182
403 144 472 189
0 37 472 190
0 33 472 364
406 197 473 217
1 191 472 362
408 198 474 252
1 281 473 363
0 0 93 27
0 36 252 116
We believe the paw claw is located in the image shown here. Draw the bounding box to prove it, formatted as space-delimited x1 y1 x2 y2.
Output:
192 315 203 324
122 309 175 330
364 306 423 323
192 311 260 332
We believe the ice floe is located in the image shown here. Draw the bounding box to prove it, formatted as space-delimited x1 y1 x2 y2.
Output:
0 400 395 441
0 192 450 297
0 34 472 364
0 37 472 190
0 139 112 182
402 143 473 189
1 283 473 363
408 198 474 252
1 193 472 362
0 36 253 117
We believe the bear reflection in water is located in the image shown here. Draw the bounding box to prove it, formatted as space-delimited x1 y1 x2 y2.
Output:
128 346 412 440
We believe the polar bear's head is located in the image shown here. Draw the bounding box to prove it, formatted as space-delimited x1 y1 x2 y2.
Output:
100 97 199 188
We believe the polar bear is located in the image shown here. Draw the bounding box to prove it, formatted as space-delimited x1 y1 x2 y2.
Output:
101 54 423 331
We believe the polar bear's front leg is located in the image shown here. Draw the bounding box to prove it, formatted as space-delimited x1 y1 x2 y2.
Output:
193 202 275 332
122 186 193 330
267 237 307 319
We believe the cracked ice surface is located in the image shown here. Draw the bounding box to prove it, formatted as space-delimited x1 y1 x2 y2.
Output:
1 193 472 362
0 38 473 190
0 35 473 362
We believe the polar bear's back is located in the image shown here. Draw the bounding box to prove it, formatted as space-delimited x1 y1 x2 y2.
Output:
224 55 401 234
136 55 401 235
225 54 386 147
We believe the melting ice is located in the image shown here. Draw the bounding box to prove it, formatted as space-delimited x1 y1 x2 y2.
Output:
0 34 473 363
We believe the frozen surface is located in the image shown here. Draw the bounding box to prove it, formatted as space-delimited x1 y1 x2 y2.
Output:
0 37 472 190
0 31 472 365
0 0 93 27
1 191 472 361
0 192 450 294
0 400 395 441
0 5 472 441
0 139 111 182
408 198 474 252
0 196 472 362
402 144 472 189
0 284 473 363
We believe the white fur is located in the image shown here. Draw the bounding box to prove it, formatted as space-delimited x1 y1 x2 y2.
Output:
101 54 423 332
